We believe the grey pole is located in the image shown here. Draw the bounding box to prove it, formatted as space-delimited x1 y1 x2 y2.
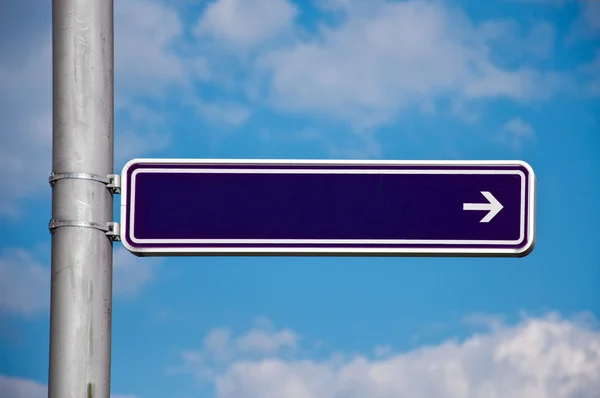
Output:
49 0 114 397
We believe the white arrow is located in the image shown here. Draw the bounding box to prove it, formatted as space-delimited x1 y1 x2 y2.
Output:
463 191 503 223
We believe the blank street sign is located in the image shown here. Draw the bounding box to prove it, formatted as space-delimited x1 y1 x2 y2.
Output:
120 159 535 257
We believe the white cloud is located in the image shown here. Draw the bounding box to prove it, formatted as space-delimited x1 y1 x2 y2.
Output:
204 328 234 361
501 117 536 149
0 375 138 398
179 317 300 380
112 247 158 297
526 21 557 57
580 49 600 97
0 0 595 210
115 127 170 165
115 0 189 95
479 19 556 60
503 117 535 136
569 0 600 39
254 0 560 127
115 106 172 168
178 313 600 398
0 249 50 316
195 100 252 126
0 39 52 217
195 0 298 48
581 0 600 32
0 0 188 214
373 344 394 358
0 246 155 317
0 375 46 398
524 0 599 41
236 327 298 354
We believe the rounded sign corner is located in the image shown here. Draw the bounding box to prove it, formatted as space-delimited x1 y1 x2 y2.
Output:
119 238 144 257
121 158 146 176
515 160 535 178
515 236 536 258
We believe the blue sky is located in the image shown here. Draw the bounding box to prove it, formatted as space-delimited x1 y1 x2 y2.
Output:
1 0 599 397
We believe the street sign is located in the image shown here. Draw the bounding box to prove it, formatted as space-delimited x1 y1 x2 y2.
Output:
120 159 535 257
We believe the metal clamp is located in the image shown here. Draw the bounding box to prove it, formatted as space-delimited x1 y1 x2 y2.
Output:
107 174 121 194
48 219 121 241
49 172 121 194
105 222 121 241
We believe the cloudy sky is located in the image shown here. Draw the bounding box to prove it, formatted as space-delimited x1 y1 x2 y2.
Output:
1 0 600 397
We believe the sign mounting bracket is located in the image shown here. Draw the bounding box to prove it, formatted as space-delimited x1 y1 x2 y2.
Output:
49 172 121 194
48 171 121 241
48 220 121 242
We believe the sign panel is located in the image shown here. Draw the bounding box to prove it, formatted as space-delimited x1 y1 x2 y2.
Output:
120 159 535 257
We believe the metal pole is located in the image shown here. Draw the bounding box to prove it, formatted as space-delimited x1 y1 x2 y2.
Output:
49 0 114 397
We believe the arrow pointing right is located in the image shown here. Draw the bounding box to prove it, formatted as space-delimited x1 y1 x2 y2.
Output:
463 191 504 223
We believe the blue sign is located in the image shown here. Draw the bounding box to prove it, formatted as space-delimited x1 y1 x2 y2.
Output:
120 159 536 257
